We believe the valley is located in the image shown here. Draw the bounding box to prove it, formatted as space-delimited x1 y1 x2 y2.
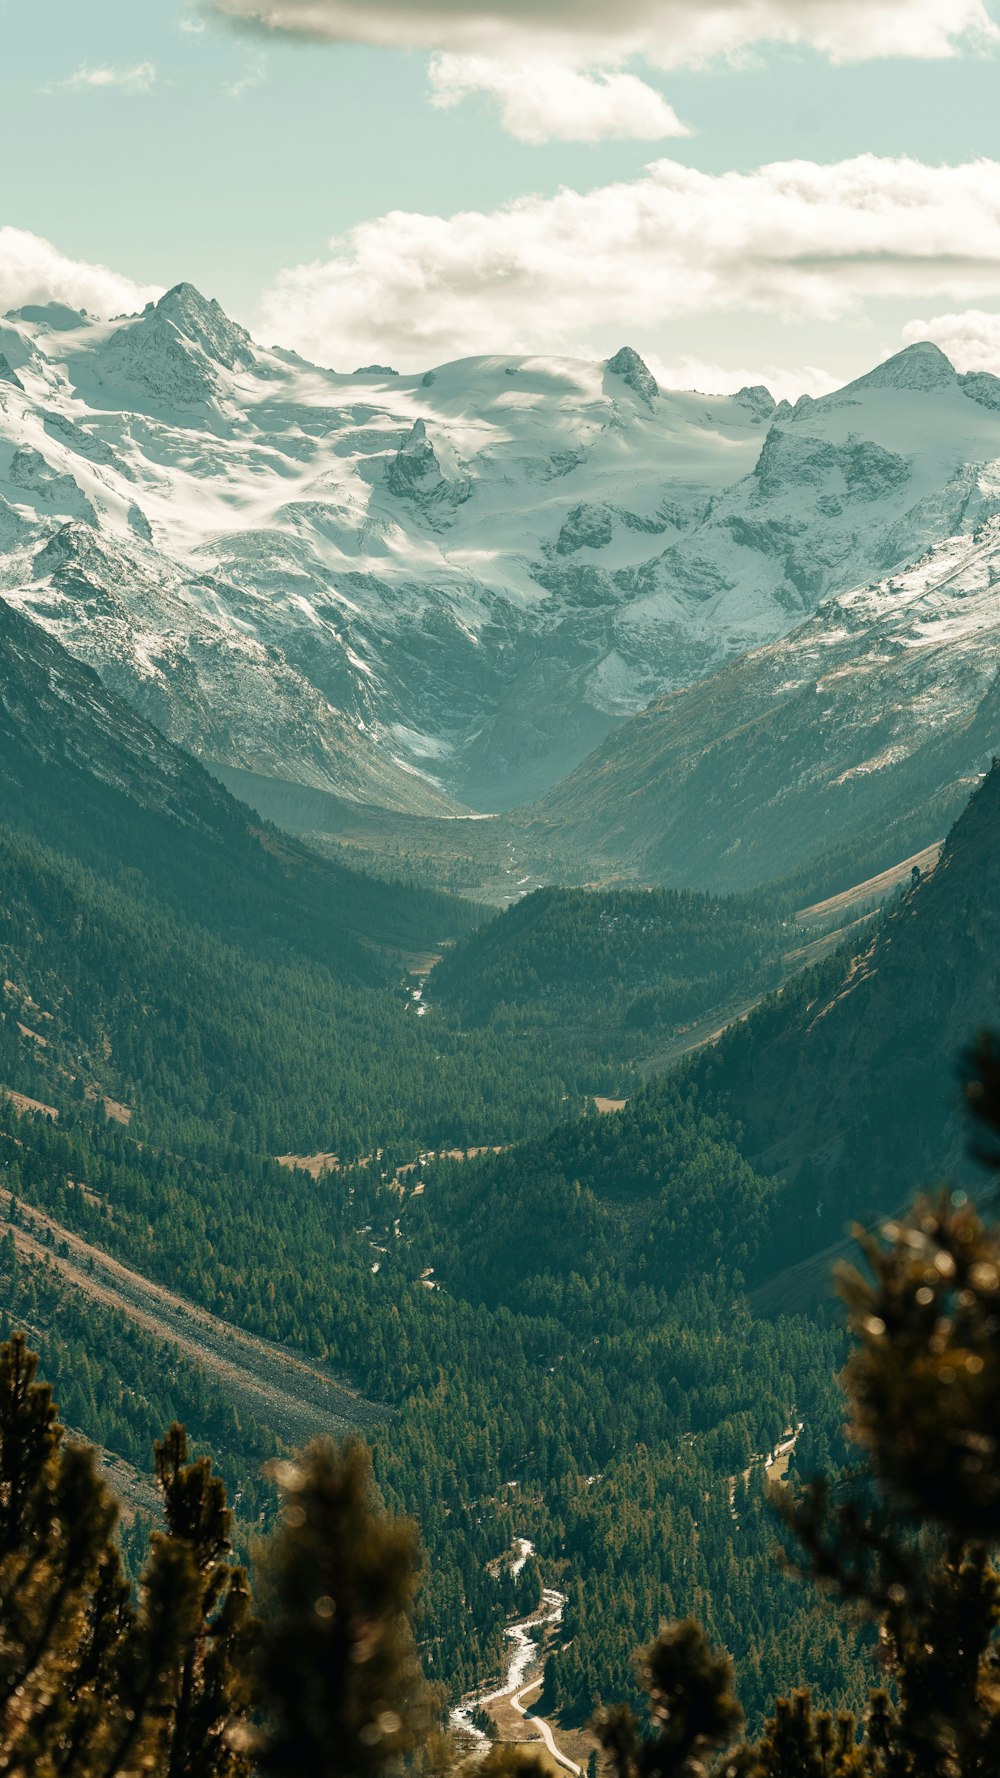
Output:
1 282 999 1758
3 289 1000 890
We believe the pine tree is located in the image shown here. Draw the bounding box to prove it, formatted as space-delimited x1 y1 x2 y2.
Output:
153 1424 257 1778
752 1691 863 1777
254 1438 443 1778
0 1332 199 1778
738 1038 1000 1774
593 1619 744 1778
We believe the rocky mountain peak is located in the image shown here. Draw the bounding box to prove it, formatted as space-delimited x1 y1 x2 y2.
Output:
734 384 776 422
100 283 255 411
386 418 443 493
960 370 1000 413
605 346 659 405
152 283 255 373
844 340 957 395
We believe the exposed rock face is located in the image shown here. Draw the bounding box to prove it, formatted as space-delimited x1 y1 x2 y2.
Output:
733 384 776 421
840 339 957 394
2 295 1000 815
752 429 911 502
555 503 616 555
8 448 96 524
152 283 256 373
533 518 1000 891
385 418 472 516
961 371 1000 412
605 346 659 404
100 283 255 412
0 353 23 391
386 418 444 496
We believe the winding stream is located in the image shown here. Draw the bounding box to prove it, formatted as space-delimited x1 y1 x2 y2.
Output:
451 1541 580 1773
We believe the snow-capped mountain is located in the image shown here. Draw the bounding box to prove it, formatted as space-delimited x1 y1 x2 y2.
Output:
2 283 1000 814
532 518 1000 889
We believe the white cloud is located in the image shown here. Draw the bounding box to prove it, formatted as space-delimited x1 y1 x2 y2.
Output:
210 0 998 66
902 309 1000 372
45 61 158 95
645 353 840 404
427 55 688 143
0 228 160 321
258 155 1000 370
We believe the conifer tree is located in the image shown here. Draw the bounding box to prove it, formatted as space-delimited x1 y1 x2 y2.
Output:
0 1332 200 1778
593 1618 744 1778
254 1437 443 1778
738 1039 1000 1775
153 1423 257 1778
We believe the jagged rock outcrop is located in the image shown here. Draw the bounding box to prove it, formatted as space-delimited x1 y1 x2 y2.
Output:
0 352 23 391
606 345 659 405
2 297 1000 815
100 282 255 411
733 384 776 422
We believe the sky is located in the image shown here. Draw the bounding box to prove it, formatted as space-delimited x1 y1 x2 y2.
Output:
4 0 1000 397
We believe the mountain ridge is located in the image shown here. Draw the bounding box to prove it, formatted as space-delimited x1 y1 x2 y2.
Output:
5 286 1000 818
528 517 1000 892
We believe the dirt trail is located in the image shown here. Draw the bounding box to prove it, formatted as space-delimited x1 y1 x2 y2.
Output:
1 1189 387 1449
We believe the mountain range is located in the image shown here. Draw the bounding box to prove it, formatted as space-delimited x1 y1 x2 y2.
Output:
531 516 1000 891
2 283 1000 1752
4 283 1000 866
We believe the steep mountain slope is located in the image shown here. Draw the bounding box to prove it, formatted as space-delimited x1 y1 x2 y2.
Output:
0 592 474 977
425 766 1000 1309
4 288 1000 812
697 760 1000 1250
531 517 1000 891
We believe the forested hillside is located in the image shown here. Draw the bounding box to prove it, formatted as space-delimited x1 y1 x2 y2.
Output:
695 759 1000 1257
0 603 637 1154
0 594 477 979
430 884 789 1051
422 764 1000 1339
0 1093 861 1728
1 592 993 1746
0 824 614 1157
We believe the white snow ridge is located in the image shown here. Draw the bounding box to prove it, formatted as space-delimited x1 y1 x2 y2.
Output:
3 288 1000 816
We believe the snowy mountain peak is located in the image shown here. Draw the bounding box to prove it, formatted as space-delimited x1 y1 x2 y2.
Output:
605 346 659 404
91 282 256 415
843 340 957 395
0 353 23 392
149 283 256 373
3 304 1000 814
387 417 440 490
734 384 776 422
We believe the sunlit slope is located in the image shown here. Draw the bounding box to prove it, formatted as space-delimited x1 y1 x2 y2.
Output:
5 288 1000 812
531 518 1000 890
